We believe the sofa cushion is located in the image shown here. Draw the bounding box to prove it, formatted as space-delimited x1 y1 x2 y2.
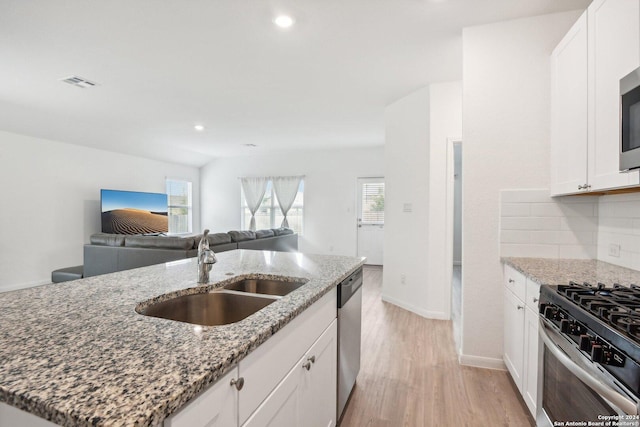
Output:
228 230 256 242
255 229 275 239
124 235 195 250
209 232 233 245
90 233 126 247
272 227 294 236
193 232 234 247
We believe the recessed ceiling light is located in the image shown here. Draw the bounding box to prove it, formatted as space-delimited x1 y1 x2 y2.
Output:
194 125 204 131
274 15 294 29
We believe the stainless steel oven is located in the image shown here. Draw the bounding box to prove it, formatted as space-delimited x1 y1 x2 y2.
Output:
537 318 639 427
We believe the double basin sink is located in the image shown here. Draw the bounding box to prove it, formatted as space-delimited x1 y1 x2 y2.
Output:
137 278 307 326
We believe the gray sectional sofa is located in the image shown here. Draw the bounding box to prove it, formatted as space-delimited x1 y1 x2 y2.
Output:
82 228 297 278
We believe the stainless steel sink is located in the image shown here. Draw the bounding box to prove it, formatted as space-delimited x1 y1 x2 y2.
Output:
223 278 307 296
138 292 276 326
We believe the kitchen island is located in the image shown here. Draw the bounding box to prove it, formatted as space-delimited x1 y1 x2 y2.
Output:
0 250 364 427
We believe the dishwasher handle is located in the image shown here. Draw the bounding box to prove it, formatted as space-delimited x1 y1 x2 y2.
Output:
338 268 363 308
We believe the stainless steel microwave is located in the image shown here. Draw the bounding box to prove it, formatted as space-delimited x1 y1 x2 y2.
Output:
620 66 640 171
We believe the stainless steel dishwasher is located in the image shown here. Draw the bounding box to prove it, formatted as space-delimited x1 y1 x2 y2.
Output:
337 267 363 423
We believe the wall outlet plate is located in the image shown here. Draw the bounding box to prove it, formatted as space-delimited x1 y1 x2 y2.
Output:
609 243 621 257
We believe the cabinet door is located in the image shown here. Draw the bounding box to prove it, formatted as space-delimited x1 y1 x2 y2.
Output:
242 359 302 427
522 306 539 417
503 287 525 392
238 288 337 424
300 320 338 427
588 0 640 191
550 11 588 196
164 367 238 427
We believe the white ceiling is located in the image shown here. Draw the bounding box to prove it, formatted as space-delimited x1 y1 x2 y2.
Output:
0 0 590 167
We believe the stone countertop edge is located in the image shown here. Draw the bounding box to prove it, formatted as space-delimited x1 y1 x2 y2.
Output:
0 250 365 427
501 257 640 287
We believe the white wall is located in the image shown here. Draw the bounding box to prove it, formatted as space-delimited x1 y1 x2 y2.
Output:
461 11 583 368
0 130 200 291
427 82 463 317
382 81 462 320
383 87 432 317
500 189 598 258
199 147 384 257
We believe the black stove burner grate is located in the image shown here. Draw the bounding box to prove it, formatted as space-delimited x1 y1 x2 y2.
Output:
558 282 640 341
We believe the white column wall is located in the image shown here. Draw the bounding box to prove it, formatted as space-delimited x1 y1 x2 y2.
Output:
461 11 583 367
382 87 432 317
382 82 462 320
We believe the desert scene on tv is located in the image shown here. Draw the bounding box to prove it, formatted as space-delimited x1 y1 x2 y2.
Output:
101 190 168 235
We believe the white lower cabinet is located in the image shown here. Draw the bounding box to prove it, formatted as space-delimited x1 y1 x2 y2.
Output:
164 288 338 427
503 286 525 391
243 320 337 427
502 266 540 417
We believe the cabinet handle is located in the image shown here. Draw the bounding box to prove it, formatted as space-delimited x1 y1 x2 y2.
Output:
302 356 315 371
533 298 539 303
578 185 584 190
230 377 244 390
517 305 524 310
508 278 515 283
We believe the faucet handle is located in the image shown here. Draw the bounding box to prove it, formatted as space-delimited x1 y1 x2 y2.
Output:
202 248 217 265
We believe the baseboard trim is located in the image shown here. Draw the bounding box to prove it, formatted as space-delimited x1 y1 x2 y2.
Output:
1 279 50 293
458 354 506 371
381 294 449 320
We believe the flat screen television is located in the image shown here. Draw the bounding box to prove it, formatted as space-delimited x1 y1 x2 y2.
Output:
100 189 168 235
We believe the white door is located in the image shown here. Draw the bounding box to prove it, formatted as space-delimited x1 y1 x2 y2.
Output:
357 177 384 265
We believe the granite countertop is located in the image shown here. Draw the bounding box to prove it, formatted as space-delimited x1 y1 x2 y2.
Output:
0 250 365 427
501 257 640 286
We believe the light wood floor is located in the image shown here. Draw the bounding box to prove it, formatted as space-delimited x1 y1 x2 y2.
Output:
340 266 534 427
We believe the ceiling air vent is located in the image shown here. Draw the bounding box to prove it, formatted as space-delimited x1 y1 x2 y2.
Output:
60 76 98 89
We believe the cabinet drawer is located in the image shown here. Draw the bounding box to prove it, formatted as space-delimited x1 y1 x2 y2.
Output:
504 265 526 302
164 367 238 427
238 288 337 424
525 279 540 312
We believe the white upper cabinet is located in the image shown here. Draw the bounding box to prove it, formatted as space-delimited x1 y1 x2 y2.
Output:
550 0 640 196
550 11 588 196
587 0 640 191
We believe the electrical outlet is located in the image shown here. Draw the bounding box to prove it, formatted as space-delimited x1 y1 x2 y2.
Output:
400 274 406 285
609 243 621 257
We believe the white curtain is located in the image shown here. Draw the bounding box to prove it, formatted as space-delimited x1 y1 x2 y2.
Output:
241 177 268 231
272 176 303 228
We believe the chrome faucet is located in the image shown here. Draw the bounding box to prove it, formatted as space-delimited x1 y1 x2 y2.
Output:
197 229 217 284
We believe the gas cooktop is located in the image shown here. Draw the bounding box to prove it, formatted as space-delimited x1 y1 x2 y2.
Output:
557 282 640 344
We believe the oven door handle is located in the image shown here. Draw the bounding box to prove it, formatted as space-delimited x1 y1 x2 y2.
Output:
539 319 638 415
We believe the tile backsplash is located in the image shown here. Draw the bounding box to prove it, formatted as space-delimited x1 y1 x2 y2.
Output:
500 189 640 270
597 193 640 270
500 189 598 259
